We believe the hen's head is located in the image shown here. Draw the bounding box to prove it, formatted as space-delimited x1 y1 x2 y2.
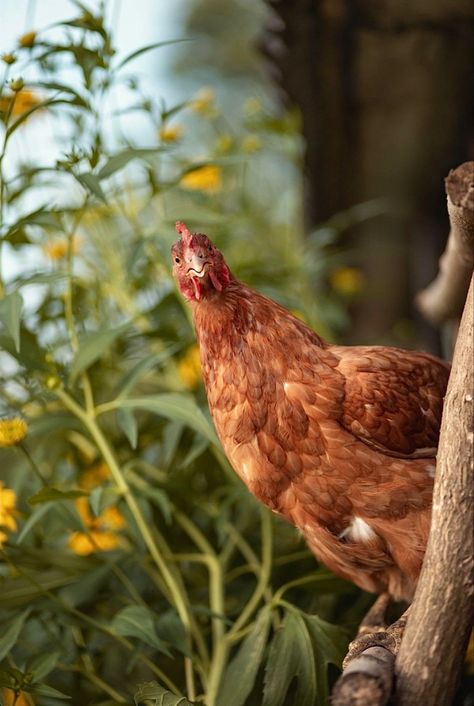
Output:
172 221 231 302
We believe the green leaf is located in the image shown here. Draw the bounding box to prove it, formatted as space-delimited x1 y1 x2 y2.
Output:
0 609 31 661
69 322 131 382
113 346 180 398
12 272 69 290
31 81 89 108
302 613 348 706
74 172 107 203
217 607 271 706
134 681 193 706
0 330 48 371
116 39 191 71
116 394 219 446
28 487 87 505
156 611 190 657
3 206 62 242
263 609 316 706
116 407 138 449
17 502 53 543
28 682 71 699
27 650 61 681
98 147 164 179
6 98 73 138
0 291 23 351
111 606 172 655
0 570 79 609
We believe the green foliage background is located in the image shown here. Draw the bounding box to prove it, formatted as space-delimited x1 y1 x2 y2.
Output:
0 4 372 705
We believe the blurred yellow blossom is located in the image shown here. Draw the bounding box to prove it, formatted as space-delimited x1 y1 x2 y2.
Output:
2 690 31 706
0 417 27 447
215 134 234 154
0 88 42 119
159 124 183 142
243 96 263 115
241 135 262 153
180 165 222 194
190 87 215 115
1 53 16 65
43 235 81 260
10 78 24 93
79 462 110 490
0 483 18 547
69 497 126 556
178 345 202 389
19 31 37 48
330 267 365 295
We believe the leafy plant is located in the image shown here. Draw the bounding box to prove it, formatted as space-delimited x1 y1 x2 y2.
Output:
0 3 363 705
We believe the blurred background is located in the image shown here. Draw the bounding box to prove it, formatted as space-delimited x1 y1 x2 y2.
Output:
0 1 472 705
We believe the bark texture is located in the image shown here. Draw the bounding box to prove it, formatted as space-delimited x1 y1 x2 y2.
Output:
394 276 474 705
332 647 394 706
416 161 474 323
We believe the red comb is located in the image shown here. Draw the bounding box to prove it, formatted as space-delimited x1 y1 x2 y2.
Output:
175 221 193 246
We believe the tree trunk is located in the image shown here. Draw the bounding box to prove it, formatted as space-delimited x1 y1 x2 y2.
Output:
394 276 474 705
264 0 473 350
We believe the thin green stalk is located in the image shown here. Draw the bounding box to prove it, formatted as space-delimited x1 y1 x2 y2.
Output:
18 443 47 484
206 509 273 705
273 572 333 604
54 386 197 699
227 508 273 638
55 387 191 625
0 90 17 297
62 664 126 703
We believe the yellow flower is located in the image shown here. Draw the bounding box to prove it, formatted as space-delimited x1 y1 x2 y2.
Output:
241 135 262 153
330 267 365 296
43 235 80 260
2 690 31 706
190 87 215 115
243 96 263 115
1 53 16 65
18 31 37 48
0 417 28 447
0 88 42 119
79 462 110 490
215 134 234 154
178 345 202 389
159 124 183 142
180 165 222 194
69 497 126 556
0 483 18 547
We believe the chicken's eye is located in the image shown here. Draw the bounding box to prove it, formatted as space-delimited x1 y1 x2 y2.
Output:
208 245 212 252
175 256 180 264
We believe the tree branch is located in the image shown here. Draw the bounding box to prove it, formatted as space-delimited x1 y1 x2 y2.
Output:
331 647 394 706
395 275 474 705
416 161 474 324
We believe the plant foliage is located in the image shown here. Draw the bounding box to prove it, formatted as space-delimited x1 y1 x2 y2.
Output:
0 3 365 705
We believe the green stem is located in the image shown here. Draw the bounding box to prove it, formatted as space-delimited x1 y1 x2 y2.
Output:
227 508 272 638
206 509 273 705
54 386 196 698
19 443 47 484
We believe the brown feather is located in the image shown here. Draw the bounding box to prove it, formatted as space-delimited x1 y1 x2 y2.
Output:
173 229 450 602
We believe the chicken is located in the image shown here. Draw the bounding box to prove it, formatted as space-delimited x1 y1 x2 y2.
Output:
171 221 450 602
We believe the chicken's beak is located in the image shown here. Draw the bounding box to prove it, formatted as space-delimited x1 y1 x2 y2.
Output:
186 251 209 277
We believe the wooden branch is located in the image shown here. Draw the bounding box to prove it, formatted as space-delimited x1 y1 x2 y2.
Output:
416 161 474 324
331 647 394 706
395 276 474 705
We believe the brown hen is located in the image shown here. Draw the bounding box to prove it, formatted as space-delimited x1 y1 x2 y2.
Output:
172 222 449 602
